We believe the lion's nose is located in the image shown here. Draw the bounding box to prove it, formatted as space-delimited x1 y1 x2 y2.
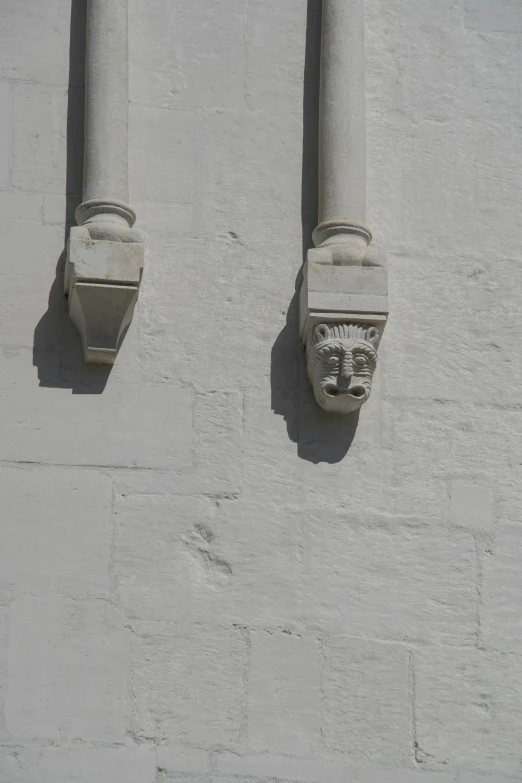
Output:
340 354 352 380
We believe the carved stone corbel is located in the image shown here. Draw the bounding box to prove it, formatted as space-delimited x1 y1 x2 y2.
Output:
65 0 143 365
300 0 388 413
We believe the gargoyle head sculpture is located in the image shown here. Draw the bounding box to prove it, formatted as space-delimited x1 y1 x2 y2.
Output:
306 322 380 414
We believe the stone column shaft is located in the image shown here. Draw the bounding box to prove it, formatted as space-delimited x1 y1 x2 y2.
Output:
313 0 370 254
65 0 144 366
83 0 129 205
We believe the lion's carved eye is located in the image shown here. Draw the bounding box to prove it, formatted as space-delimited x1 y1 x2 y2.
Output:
326 354 339 364
354 354 367 366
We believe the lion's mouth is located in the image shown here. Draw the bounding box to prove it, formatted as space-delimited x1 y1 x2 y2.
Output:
324 383 367 399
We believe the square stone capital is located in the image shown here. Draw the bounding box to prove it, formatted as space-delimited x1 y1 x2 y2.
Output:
64 227 144 365
299 250 389 343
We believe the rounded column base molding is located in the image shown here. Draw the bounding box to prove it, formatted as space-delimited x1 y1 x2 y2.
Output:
312 219 372 248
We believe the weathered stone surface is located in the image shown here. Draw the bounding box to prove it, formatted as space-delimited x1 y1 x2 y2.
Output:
0 220 63 349
382 398 522 518
0 606 7 741
366 0 521 260
246 0 307 113
5 597 128 742
129 621 246 744
129 105 195 204
1 0 522 778
0 81 10 189
0 351 192 468
0 0 73 85
415 646 522 772
384 254 522 407
134 200 193 238
465 0 522 31
0 191 43 222
450 482 493 531
201 109 303 244
216 753 358 782
155 745 209 776
115 496 301 626
323 637 411 762
138 234 298 389
249 630 322 755
481 524 522 652
129 0 246 110
303 515 477 644
241 385 304 506
11 83 82 195
0 748 156 783
357 770 453 783
0 467 112 593
113 389 243 496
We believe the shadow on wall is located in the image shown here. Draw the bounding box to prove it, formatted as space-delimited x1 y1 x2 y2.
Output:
271 0 360 464
33 0 111 394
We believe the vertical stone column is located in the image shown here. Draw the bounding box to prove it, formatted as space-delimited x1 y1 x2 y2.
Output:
65 0 144 365
300 0 388 415
313 0 370 259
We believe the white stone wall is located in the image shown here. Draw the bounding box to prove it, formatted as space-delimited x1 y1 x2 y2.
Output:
0 0 521 781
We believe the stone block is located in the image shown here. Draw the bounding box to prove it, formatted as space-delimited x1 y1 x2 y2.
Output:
246 0 307 113
0 191 43 222
156 745 209 775
129 621 246 744
357 770 453 783
465 0 522 31
301 439 391 514
382 398 522 518
385 254 522 407
0 606 7 741
241 386 304 506
114 496 301 627
323 637 411 762
481 524 522 652
5 596 128 742
134 200 193 239
415 646 522 772
11 82 82 195
191 389 243 495
0 0 73 85
113 389 242 496
455 775 516 783
300 259 389 343
0 748 156 783
0 81 10 189
129 105 195 204
216 753 358 782
0 220 63 349
0 350 192 469
303 514 477 645
366 0 521 260
450 482 493 530
496 467 522 525
66 231 144 286
43 193 80 226
0 466 112 593
201 109 303 244
138 234 298 389
249 630 322 755
129 0 246 110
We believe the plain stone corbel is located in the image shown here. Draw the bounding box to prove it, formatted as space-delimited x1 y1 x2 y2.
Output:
300 0 388 414
65 0 143 365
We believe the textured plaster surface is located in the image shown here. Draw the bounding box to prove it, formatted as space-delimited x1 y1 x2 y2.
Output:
0 0 522 780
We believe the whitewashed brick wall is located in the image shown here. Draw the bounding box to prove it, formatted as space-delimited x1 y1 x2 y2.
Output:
1 0 521 781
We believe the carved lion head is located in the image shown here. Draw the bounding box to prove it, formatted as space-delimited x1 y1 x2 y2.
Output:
306 323 380 414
